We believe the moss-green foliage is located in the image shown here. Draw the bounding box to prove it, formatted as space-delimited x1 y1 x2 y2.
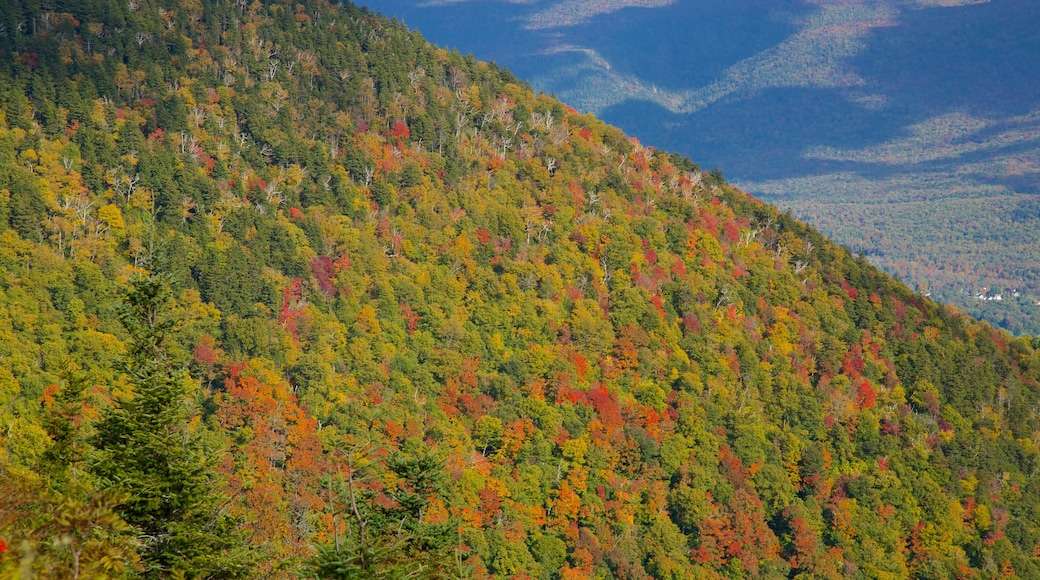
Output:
0 0 1039 578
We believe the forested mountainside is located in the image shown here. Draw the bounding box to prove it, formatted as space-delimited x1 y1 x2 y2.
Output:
378 0 1040 337
1 0 1040 578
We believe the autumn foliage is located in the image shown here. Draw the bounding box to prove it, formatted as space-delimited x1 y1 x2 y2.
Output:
0 0 1039 578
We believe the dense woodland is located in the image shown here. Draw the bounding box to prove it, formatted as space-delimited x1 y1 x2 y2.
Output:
1 0 1040 578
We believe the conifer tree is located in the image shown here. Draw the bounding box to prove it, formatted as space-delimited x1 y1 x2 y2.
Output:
0 371 140 579
91 273 254 578
304 441 455 579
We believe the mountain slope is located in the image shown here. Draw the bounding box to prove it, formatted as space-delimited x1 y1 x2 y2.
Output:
1 0 1039 578
377 0 1040 335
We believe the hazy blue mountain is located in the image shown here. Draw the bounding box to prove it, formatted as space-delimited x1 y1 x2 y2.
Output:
372 0 1040 334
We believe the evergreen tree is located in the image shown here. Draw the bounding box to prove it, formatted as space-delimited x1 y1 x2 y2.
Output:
0 371 140 580
90 273 254 578
38 370 90 488
304 441 455 579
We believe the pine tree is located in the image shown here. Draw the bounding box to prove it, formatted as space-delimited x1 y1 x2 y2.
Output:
0 371 140 580
91 273 254 578
39 370 91 488
304 440 455 579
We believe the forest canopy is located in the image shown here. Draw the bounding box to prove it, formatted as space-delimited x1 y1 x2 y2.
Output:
0 0 1039 578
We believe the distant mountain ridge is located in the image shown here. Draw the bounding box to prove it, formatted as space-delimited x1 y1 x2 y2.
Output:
1 0 1040 577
